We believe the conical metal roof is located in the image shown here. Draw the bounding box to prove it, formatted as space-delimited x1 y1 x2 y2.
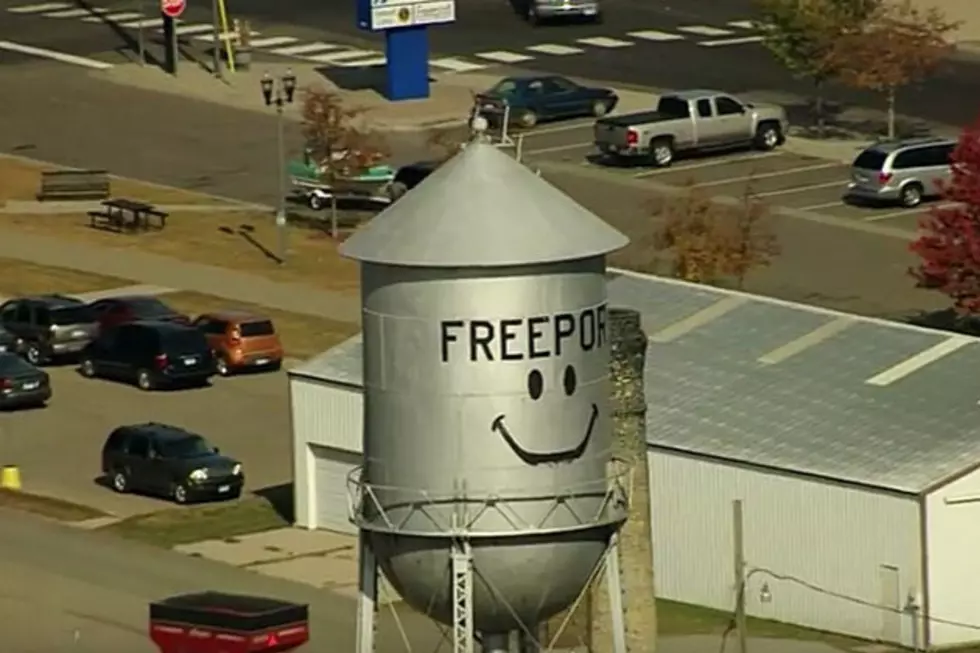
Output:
339 142 628 268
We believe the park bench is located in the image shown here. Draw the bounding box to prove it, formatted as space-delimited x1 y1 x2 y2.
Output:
37 169 111 201
88 198 169 233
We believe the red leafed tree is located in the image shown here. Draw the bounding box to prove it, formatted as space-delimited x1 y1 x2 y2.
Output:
909 118 980 312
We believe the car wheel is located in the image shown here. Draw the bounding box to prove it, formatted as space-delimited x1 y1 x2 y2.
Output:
519 110 538 129
387 181 409 202
172 483 189 505
79 358 96 378
229 488 242 500
308 193 325 211
24 344 43 366
111 470 129 494
900 183 924 208
269 360 283 372
651 138 675 167
591 100 611 118
216 357 230 377
754 122 782 151
136 369 154 391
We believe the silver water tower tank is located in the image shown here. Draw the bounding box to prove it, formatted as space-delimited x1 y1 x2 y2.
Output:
340 142 630 644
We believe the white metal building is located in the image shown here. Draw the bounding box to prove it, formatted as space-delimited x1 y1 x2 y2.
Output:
288 269 980 648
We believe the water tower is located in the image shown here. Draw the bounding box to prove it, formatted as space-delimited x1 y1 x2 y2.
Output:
340 137 632 653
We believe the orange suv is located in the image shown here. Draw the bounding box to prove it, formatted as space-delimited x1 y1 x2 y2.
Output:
192 311 284 376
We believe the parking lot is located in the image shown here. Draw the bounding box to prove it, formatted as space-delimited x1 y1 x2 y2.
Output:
512 119 948 233
3 362 292 517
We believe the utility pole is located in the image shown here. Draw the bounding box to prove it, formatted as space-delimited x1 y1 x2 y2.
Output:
211 0 222 78
733 500 748 653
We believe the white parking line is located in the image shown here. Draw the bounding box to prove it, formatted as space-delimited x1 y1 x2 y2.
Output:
82 11 141 22
525 141 593 156
727 20 757 29
692 162 842 188
633 151 781 178
0 39 112 69
753 180 844 199
521 121 594 136
798 200 846 211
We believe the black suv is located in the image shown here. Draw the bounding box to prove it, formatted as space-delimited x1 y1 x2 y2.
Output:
101 423 244 504
79 321 216 391
0 295 99 365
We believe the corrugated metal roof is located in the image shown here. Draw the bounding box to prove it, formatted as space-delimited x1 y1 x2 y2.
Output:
339 142 629 267
289 270 980 494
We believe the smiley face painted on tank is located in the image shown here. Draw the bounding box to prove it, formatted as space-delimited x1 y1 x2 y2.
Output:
439 305 607 465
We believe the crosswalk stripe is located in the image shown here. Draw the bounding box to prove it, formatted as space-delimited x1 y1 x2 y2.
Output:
525 43 583 55
628 30 684 41
576 36 633 48
82 11 141 22
677 25 733 36
173 23 214 35
475 50 534 63
196 30 261 42
119 17 165 28
429 57 486 72
45 7 110 18
727 20 757 29
7 3 70 13
270 41 340 56
335 55 387 67
247 36 298 48
307 49 378 63
0 39 112 69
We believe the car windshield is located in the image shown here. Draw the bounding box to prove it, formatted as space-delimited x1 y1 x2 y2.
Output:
853 150 888 170
239 320 275 337
159 435 215 459
0 353 36 375
129 298 176 318
50 306 95 325
488 79 518 96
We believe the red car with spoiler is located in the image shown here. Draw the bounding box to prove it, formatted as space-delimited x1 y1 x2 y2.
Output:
150 592 309 653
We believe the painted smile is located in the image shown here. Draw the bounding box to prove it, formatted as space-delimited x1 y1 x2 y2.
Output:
490 403 599 465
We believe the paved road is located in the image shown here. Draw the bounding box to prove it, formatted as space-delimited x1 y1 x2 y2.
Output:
0 507 441 652
4 0 978 129
5 358 292 517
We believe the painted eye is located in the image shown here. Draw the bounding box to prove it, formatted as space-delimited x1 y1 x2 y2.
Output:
527 369 543 400
563 365 577 396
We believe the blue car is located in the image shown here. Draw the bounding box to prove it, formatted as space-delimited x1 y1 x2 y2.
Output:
474 75 619 129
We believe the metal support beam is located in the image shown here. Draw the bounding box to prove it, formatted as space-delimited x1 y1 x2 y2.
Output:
605 534 627 653
452 539 475 653
356 532 378 653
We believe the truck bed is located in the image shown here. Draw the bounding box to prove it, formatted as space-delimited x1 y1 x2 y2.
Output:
595 111 673 128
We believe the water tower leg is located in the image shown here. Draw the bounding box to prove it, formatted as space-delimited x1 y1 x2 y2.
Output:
451 539 475 653
605 534 628 653
356 531 378 653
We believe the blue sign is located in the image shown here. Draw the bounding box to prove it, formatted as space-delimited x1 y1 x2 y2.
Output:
357 0 455 31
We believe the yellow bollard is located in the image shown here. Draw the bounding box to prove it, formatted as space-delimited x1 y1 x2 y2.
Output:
1 465 21 491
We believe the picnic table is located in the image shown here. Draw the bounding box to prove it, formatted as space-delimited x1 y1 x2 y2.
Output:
89 198 169 233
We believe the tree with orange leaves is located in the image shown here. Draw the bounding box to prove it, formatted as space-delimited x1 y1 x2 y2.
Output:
644 182 780 288
300 87 389 237
824 0 958 138
910 117 980 312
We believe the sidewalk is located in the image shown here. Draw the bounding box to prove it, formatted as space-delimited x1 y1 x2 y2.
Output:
0 227 361 323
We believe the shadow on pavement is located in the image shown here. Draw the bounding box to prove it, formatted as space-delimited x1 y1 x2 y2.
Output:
255 483 293 522
316 65 435 96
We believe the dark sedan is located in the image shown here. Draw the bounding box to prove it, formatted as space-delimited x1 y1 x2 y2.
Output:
0 352 51 410
88 295 190 331
475 75 618 129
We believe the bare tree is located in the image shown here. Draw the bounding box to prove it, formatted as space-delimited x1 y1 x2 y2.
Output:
300 88 389 238
824 0 959 138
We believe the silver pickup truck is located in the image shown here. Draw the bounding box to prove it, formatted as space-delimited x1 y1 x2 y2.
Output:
594 90 788 167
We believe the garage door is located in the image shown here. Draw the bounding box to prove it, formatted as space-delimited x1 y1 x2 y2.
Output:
312 445 361 534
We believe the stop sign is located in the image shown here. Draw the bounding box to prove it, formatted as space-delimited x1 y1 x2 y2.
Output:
161 0 186 18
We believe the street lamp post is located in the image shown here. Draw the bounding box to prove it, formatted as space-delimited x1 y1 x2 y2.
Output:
260 69 297 265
